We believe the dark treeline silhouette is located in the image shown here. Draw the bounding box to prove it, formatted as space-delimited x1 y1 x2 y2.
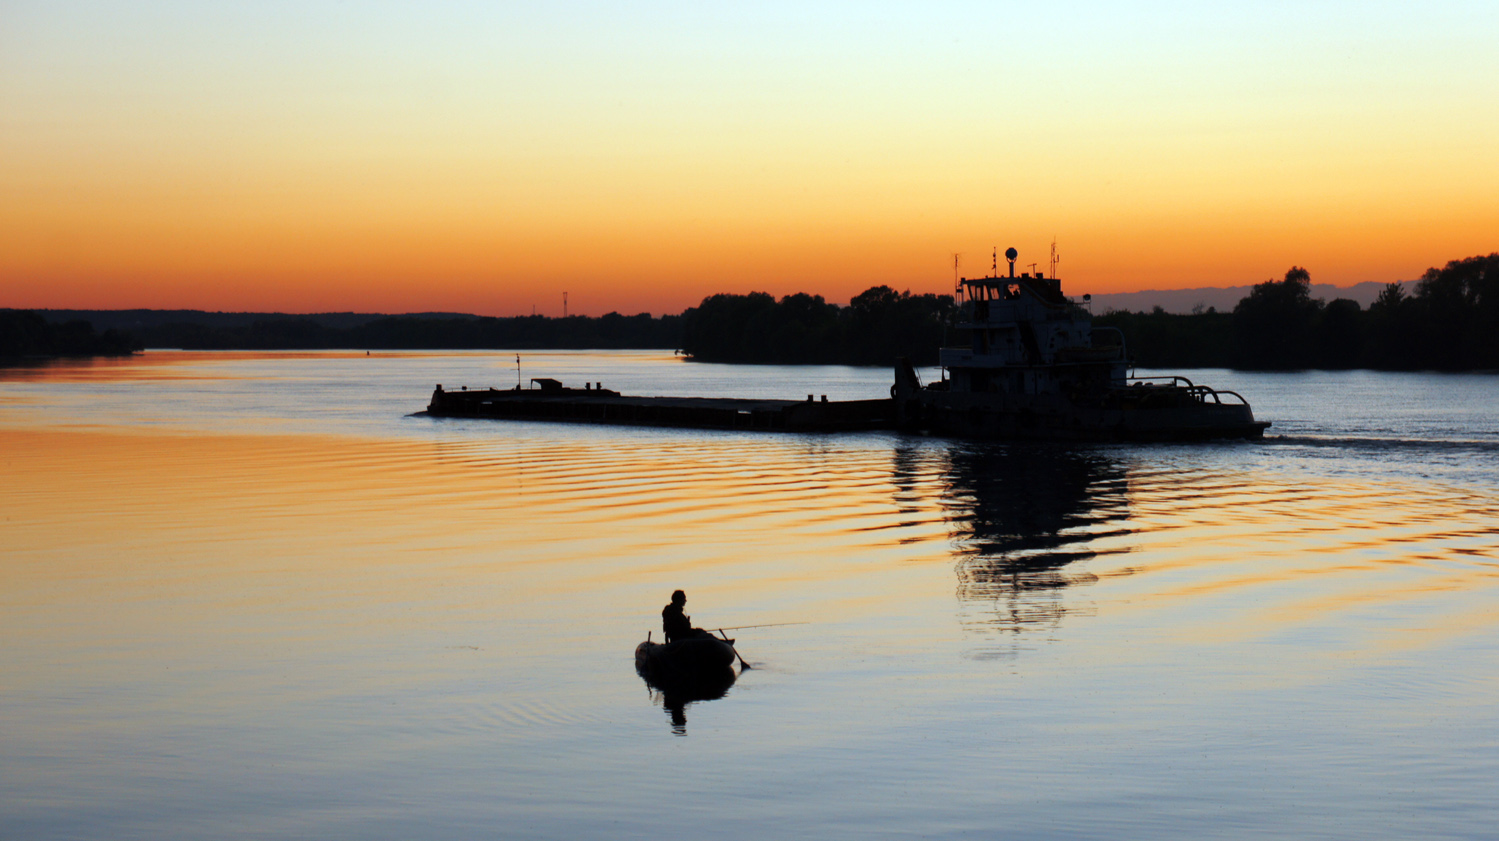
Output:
679 286 956 365
1366 253 1499 370
13 254 1497 369
121 312 683 351
1 309 142 360
34 309 458 332
1092 308 1236 369
1097 254 1499 370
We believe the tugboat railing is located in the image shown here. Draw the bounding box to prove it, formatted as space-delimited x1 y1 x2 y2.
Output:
1210 389 1253 406
1121 376 1252 406
1128 375 1196 388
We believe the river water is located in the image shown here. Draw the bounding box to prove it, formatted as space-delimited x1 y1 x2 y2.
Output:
2 351 1497 840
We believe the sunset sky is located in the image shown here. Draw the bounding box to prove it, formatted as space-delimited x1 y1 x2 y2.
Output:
3 2 1496 316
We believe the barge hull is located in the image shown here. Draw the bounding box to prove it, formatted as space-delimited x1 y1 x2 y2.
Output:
426 386 895 433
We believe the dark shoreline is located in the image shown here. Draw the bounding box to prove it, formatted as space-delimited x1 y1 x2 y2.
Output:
10 251 1498 371
0 310 142 362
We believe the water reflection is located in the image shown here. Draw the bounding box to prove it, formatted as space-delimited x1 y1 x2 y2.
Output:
939 444 1132 634
889 442 934 516
637 665 738 736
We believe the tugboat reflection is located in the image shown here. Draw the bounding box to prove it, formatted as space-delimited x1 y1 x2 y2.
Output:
636 665 737 736
937 443 1131 636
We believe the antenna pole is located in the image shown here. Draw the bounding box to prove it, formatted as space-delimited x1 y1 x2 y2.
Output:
563 292 568 318
992 247 997 277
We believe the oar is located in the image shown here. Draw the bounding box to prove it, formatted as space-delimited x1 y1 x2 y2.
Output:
718 629 752 670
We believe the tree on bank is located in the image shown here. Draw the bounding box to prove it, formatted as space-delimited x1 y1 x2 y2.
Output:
1231 266 1324 369
1357 254 1499 370
680 291 843 364
1366 282 1416 369
1315 297 1365 369
1409 253 1499 370
678 286 954 365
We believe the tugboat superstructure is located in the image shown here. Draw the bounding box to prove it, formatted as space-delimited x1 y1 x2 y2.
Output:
893 247 1269 441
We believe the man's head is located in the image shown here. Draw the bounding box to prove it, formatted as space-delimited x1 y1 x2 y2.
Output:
671 589 686 606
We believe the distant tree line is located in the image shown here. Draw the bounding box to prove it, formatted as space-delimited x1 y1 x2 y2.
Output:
678 286 956 365
116 312 684 351
0 309 141 359
7 287 955 366
1097 254 1499 370
8 253 1497 370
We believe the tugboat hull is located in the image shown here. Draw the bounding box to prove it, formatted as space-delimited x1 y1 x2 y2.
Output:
899 390 1268 441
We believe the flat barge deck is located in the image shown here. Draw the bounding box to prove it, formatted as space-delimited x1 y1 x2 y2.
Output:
424 382 895 432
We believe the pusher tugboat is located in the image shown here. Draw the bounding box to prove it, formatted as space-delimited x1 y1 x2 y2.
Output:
893 247 1269 441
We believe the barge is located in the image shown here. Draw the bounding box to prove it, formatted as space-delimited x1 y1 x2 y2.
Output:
425 378 894 432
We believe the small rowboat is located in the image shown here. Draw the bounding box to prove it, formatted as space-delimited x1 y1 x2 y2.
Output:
635 634 738 681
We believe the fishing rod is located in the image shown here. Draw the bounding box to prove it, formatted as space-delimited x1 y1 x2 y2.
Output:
713 622 809 632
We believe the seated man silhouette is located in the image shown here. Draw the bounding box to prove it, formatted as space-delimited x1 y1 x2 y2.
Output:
661 589 712 643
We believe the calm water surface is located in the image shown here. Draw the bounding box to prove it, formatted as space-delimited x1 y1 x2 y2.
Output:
3 351 1497 840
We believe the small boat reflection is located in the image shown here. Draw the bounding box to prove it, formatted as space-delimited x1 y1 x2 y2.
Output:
636 661 737 735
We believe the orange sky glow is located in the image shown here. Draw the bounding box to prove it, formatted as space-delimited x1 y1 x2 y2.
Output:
3 3 1495 316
